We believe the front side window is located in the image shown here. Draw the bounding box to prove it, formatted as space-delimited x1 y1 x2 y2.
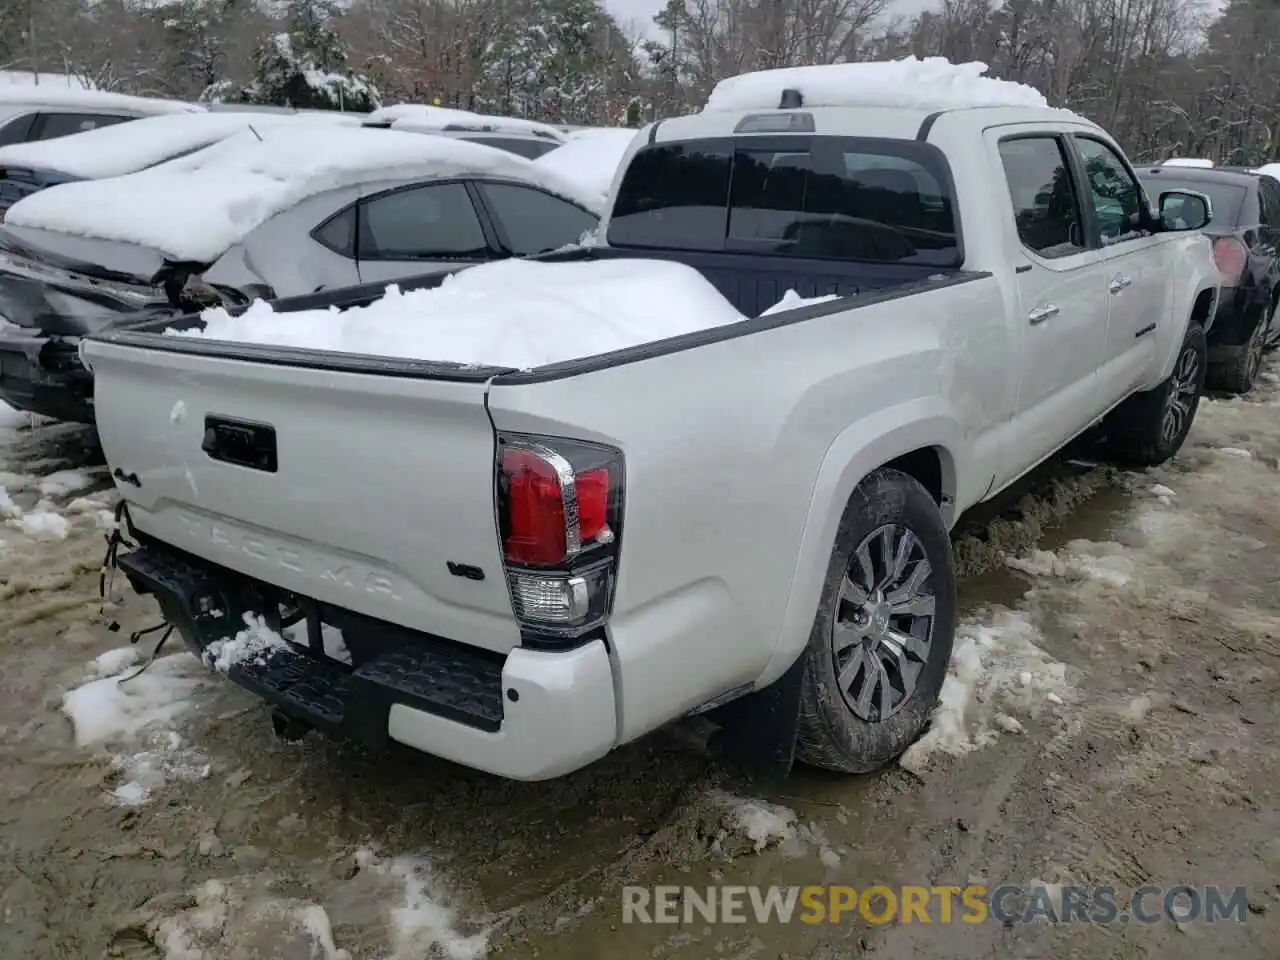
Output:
1073 136 1143 242
359 181 489 260
998 136 1086 259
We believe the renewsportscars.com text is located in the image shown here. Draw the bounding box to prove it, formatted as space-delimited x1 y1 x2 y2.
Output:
621 884 1250 926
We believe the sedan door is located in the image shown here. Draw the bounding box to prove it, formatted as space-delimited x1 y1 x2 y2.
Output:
355 180 500 285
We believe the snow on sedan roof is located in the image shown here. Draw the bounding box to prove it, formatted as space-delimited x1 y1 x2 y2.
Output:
533 127 640 202
368 104 565 141
0 111 334 181
3 125 604 263
703 57 1048 112
0 84 200 115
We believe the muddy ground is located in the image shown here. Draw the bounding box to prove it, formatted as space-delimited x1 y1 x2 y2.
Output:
0 367 1276 960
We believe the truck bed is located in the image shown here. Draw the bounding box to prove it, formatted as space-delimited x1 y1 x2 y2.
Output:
143 246 959 333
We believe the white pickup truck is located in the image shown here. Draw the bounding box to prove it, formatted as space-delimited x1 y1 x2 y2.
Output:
83 67 1220 781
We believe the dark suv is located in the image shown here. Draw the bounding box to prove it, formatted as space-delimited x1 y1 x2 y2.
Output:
1139 165 1280 393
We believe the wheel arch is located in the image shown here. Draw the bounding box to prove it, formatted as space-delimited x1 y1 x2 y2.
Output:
754 403 961 689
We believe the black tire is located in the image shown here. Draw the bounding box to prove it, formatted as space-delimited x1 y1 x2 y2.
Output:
1102 320 1206 468
1208 308 1271 395
795 468 957 774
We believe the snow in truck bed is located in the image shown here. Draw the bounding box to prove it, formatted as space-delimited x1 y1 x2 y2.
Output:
171 258 752 369
703 56 1048 112
2 126 602 263
0 111 345 181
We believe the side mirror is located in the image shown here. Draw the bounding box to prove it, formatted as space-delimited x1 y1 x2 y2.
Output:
1158 190 1212 231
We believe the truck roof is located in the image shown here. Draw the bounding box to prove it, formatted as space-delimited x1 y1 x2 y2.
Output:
652 102 1090 145
651 58 1089 144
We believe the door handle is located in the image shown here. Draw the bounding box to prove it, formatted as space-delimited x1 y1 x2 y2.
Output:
1028 304 1060 324
1109 275 1133 293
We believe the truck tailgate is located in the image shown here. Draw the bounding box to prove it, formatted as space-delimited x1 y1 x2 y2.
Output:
86 339 522 653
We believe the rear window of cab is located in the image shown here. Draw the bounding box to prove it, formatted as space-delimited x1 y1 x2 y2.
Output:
607 136 962 267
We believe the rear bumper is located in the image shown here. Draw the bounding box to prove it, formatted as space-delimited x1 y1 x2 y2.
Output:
115 539 619 781
0 328 94 422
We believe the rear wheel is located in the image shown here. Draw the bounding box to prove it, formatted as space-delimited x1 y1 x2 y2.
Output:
795 468 956 774
1209 305 1272 395
1103 320 1206 467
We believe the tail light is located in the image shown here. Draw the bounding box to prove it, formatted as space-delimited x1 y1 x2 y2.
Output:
496 433 624 647
1213 237 1248 283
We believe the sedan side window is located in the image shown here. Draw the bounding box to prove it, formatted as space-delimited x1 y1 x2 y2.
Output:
31 112 130 141
998 136 1086 259
1073 136 1144 243
478 182 599 255
359 181 490 260
1258 177 1280 230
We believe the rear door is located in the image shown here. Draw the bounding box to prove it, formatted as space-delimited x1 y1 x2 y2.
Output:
354 180 499 284
85 336 522 652
1067 134 1166 404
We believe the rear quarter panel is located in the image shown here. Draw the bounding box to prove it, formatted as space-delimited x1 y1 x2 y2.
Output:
485 275 1007 743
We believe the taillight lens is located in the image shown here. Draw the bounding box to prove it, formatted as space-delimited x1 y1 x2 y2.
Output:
1213 237 1248 283
497 434 624 645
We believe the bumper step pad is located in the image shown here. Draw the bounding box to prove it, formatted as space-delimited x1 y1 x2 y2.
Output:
116 545 506 746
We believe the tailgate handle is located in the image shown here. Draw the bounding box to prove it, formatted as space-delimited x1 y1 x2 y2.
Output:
201 416 278 473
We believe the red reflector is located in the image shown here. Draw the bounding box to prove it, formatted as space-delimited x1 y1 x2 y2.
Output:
576 467 609 541
503 449 567 565
1213 237 1248 281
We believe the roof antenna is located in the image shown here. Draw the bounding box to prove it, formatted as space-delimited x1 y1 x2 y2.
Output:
247 124 263 142
778 88 803 109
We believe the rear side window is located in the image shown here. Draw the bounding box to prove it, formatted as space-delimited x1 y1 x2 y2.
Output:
608 137 959 265
0 112 36 147
478 182 598 255
31 112 130 141
998 136 1086 259
359 181 489 260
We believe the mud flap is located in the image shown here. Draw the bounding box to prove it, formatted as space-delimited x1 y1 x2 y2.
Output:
705 655 806 778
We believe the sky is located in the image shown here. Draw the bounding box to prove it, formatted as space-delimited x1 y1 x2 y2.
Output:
604 0 940 37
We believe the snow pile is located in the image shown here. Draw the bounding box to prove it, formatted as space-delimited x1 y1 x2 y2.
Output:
10 504 69 541
0 111 337 181
110 729 211 807
760 289 842 316
704 57 1048 113
370 104 565 142
204 613 290 672
1006 539 1136 588
354 849 488 960
37 469 92 497
900 610 1068 773
4 125 601 262
533 127 639 200
1162 158 1214 168
63 649 217 805
62 651 211 747
174 258 748 369
708 791 799 852
148 878 350 960
0 84 198 115
0 70 90 90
